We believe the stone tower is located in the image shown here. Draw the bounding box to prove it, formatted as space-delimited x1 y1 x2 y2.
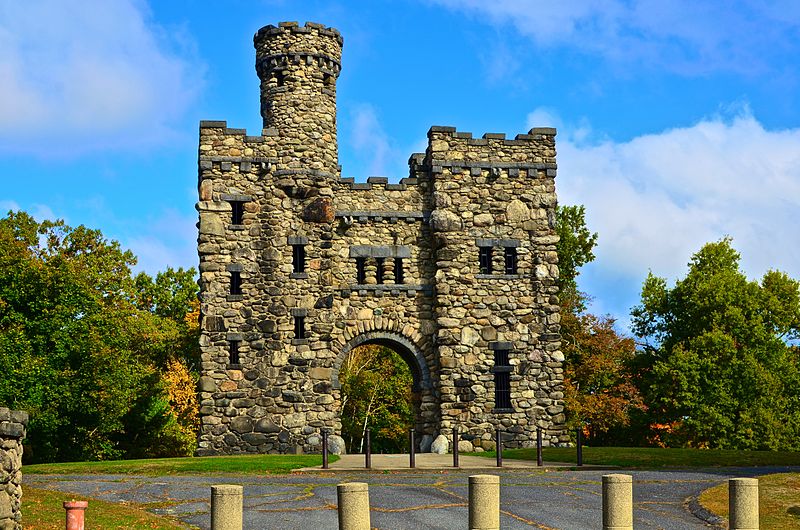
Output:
196 21 568 456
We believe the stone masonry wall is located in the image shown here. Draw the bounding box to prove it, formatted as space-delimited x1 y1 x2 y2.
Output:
196 21 568 455
0 408 28 530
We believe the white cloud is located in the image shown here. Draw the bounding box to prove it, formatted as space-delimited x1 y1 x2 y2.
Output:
0 0 203 156
540 107 800 296
429 0 800 74
125 208 197 274
348 103 399 178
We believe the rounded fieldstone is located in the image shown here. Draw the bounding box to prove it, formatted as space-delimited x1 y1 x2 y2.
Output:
229 416 254 434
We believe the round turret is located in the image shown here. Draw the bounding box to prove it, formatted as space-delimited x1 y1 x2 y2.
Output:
254 21 343 175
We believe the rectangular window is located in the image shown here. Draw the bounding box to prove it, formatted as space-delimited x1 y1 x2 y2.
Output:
375 257 385 284
292 244 306 273
394 258 404 284
504 247 518 275
229 340 240 365
494 349 512 410
479 246 493 274
294 316 306 340
230 270 242 295
355 257 366 284
230 201 244 225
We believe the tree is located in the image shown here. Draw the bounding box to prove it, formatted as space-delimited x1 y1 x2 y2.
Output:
0 211 200 462
338 344 415 453
631 238 800 449
555 204 598 311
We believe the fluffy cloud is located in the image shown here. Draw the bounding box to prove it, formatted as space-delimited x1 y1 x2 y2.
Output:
537 108 800 318
347 103 401 178
0 0 203 156
429 0 800 75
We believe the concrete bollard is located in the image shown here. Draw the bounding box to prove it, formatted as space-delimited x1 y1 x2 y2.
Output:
729 478 759 529
64 500 88 530
469 474 500 530
602 474 633 530
337 482 371 530
211 485 243 530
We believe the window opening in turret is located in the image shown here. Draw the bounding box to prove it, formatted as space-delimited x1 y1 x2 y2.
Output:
394 258 404 284
504 247 518 275
230 270 242 295
294 316 306 340
355 257 366 284
493 349 512 410
230 201 244 225
229 340 240 366
375 257 385 284
479 246 493 274
292 244 306 273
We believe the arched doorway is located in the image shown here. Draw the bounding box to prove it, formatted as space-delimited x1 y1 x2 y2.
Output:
332 331 434 452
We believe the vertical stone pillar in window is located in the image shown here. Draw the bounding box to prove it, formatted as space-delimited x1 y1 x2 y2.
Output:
381 257 394 284
492 246 504 276
364 257 378 285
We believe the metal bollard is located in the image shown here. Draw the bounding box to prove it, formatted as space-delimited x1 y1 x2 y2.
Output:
576 428 583 466
365 429 371 469
322 430 329 469
211 485 243 530
64 500 88 530
409 428 416 468
495 428 503 468
453 426 459 467
536 427 543 467
469 475 500 530
729 478 759 529
337 482 371 530
602 474 632 530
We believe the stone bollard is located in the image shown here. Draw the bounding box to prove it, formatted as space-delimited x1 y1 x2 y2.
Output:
337 482 371 530
729 478 759 529
64 500 88 530
211 485 243 530
469 474 500 530
602 474 633 530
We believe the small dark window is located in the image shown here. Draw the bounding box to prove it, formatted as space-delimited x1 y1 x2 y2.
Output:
355 257 366 284
230 201 244 225
292 244 306 273
394 258 404 284
230 271 242 295
276 71 285 87
294 316 306 340
375 257 385 284
494 349 512 410
504 247 518 275
479 246 493 274
229 340 240 365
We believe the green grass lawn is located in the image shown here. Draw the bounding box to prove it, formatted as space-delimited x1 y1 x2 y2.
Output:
700 472 800 528
473 446 800 468
23 487 193 529
24 453 338 475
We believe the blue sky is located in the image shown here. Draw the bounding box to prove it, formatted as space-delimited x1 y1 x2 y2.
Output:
2 0 799 330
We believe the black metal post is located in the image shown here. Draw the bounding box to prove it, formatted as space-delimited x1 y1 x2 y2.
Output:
496 428 503 468
452 426 459 468
576 428 583 467
322 430 329 469
536 427 543 467
365 429 372 469
409 429 416 468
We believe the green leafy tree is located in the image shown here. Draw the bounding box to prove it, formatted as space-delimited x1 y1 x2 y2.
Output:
555 204 598 311
631 238 800 449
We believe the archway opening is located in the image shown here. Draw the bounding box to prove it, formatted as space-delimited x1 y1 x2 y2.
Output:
338 343 418 453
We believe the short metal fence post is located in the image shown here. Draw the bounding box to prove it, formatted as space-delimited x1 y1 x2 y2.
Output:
536 427 543 467
365 429 371 469
453 426 459 468
322 430 329 469
576 428 583 467
409 428 416 468
495 428 503 468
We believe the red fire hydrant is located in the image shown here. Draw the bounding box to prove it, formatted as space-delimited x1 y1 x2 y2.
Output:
63 500 88 530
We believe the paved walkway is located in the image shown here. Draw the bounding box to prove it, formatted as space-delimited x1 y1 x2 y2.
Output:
27 464 796 529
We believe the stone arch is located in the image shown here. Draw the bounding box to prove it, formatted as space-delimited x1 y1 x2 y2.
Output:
331 330 433 392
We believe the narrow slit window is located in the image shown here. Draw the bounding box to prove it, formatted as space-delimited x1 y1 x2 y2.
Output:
292 244 306 273
294 316 306 340
375 257 385 284
479 246 493 274
494 349 512 410
230 201 244 225
229 340 240 366
504 247 518 275
230 270 242 295
394 258 404 284
355 257 366 284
